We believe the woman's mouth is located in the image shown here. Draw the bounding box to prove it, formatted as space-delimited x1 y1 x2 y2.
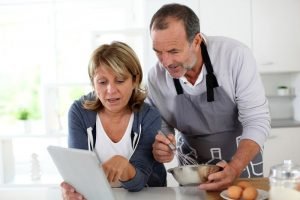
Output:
107 98 120 104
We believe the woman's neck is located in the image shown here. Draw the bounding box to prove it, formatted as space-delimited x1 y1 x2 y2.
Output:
99 107 131 122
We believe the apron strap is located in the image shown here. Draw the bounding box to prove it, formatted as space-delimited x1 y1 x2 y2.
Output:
200 41 219 102
173 78 184 95
172 41 219 102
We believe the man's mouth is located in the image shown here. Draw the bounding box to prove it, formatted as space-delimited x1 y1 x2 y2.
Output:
167 64 179 69
167 66 179 72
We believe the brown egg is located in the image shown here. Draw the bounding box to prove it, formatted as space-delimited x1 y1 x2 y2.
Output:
227 185 243 199
242 186 258 200
237 181 253 189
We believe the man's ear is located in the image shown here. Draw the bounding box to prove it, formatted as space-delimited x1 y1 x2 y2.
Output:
193 33 202 47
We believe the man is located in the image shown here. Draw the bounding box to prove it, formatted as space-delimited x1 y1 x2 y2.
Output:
147 3 270 191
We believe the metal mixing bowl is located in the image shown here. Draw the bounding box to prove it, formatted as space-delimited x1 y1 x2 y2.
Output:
167 164 222 186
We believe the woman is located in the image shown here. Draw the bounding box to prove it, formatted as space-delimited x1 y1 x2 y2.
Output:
61 41 166 199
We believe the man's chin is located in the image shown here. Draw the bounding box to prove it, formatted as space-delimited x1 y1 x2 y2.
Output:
168 71 184 79
172 75 182 79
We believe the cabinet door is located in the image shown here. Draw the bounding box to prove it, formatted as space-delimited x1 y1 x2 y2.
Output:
199 0 252 47
252 0 300 73
263 127 300 177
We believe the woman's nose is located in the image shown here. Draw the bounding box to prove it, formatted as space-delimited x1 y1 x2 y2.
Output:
107 83 117 93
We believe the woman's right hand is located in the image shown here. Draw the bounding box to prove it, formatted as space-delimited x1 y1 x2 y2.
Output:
61 181 86 200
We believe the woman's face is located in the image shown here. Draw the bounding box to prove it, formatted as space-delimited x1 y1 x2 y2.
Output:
93 65 135 113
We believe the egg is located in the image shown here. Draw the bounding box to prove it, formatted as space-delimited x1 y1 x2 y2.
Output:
242 186 258 200
227 185 243 199
237 181 253 189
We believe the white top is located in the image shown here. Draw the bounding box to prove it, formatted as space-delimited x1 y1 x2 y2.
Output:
95 113 134 163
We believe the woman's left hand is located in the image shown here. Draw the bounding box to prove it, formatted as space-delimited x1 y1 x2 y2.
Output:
61 181 86 200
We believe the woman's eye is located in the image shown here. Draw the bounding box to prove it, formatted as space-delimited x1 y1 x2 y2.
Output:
116 79 125 83
97 80 106 85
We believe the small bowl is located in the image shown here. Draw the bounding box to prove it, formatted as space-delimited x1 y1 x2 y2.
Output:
167 164 222 186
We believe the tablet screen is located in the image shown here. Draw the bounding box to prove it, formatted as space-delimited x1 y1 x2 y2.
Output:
47 145 115 200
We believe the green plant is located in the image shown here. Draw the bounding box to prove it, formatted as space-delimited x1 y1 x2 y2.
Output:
17 108 30 120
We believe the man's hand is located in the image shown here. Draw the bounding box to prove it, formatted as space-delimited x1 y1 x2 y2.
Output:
152 132 175 163
198 160 239 191
61 182 86 200
199 139 261 191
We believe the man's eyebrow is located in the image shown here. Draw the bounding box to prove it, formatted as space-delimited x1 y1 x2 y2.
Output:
152 47 160 52
153 48 179 53
168 48 179 52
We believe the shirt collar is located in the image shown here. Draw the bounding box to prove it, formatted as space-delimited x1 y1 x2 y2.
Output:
179 68 204 87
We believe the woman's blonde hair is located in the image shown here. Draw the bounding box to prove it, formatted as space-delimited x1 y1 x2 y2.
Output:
83 41 146 112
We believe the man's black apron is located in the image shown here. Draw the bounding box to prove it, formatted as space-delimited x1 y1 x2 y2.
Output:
172 41 263 178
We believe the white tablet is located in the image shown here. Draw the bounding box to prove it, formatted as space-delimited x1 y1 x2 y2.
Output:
47 145 116 200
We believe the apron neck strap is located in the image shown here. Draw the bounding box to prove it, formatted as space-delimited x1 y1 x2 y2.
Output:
200 41 219 102
173 78 183 95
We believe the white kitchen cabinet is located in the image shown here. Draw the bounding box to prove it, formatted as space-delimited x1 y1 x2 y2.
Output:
198 0 300 73
199 0 252 48
263 127 300 177
252 0 300 73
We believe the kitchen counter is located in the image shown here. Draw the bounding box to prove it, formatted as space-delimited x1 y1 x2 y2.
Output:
0 178 269 200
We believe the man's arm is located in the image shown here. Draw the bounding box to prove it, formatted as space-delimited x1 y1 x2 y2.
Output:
229 139 260 177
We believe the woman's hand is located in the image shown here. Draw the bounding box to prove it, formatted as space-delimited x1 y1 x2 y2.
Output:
61 182 86 200
102 155 136 183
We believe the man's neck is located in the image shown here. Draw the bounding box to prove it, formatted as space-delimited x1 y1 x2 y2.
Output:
184 62 203 85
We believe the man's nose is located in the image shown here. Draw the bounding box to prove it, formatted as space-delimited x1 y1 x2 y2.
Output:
160 53 172 67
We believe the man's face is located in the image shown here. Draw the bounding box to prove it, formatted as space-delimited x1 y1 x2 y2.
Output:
151 18 199 78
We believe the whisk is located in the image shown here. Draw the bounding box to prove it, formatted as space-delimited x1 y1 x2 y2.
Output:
158 130 198 165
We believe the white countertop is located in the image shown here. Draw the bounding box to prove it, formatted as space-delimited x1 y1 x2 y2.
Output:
0 185 206 200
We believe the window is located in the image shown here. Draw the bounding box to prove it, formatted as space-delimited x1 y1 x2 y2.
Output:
0 0 200 185
0 0 149 184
